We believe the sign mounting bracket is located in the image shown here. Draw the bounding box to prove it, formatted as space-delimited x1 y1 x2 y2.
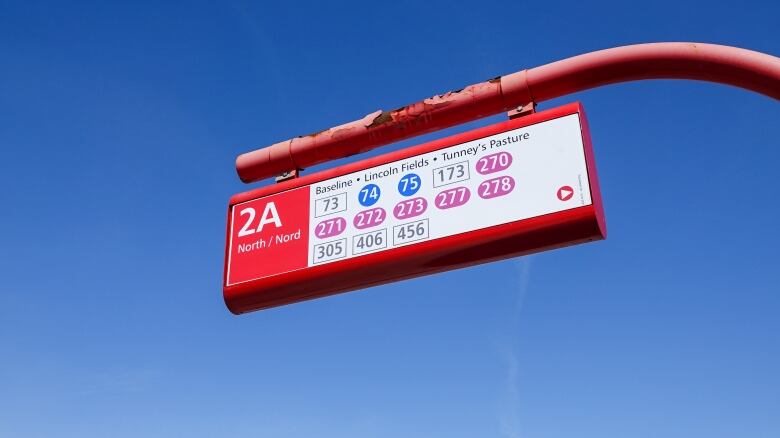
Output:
507 102 537 120
275 169 302 183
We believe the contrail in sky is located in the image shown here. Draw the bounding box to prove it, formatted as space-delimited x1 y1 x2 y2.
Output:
498 257 532 438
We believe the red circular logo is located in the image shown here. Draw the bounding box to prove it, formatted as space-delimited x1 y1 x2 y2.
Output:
557 185 574 201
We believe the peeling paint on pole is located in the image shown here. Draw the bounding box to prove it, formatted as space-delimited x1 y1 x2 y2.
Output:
236 42 780 183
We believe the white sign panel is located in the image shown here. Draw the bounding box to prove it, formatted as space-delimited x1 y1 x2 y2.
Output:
306 113 593 266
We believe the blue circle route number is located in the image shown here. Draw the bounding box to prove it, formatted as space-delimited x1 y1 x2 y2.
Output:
358 184 381 206
398 173 421 196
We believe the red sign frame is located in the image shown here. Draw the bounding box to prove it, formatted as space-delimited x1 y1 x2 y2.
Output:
224 102 606 314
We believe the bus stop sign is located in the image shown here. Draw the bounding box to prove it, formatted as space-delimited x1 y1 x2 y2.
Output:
224 102 606 313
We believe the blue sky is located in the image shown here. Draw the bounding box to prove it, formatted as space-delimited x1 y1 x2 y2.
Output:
1 1 779 437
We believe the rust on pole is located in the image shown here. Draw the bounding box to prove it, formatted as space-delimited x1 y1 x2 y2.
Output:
236 42 780 183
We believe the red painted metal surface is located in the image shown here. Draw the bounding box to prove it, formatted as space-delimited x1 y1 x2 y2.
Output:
224 103 605 313
236 42 780 183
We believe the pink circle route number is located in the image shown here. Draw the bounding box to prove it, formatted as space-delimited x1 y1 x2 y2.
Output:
476 151 513 175
435 187 470 209
478 176 515 199
314 217 346 238
353 207 386 229
394 197 427 219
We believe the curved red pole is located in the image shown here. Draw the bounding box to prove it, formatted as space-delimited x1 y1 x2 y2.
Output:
237 42 780 183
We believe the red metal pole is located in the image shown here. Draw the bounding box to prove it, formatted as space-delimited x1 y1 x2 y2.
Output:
236 42 780 183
